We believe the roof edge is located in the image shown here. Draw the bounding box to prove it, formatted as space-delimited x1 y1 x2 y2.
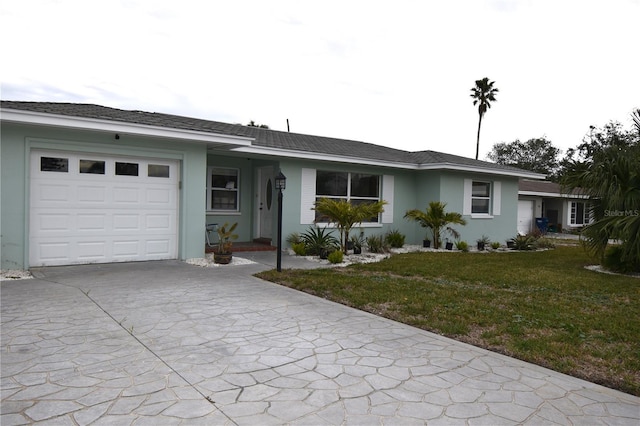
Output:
0 107 254 146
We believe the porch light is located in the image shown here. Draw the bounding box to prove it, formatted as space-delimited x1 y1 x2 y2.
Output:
275 171 287 190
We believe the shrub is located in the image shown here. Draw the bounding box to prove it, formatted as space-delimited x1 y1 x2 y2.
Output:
286 232 302 245
366 234 388 253
510 234 537 250
603 245 640 273
385 229 405 248
292 242 306 256
301 227 339 256
327 250 344 264
455 240 469 252
490 241 501 250
535 237 556 249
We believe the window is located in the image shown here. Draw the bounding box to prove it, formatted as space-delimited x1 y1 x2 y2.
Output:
463 179 501 217
471 181 491 214
570 201 590 225
115 162 139 176
207 167 239 211
315 171 381 223
41 157 68 172
80 159 105 174
148 164 170 178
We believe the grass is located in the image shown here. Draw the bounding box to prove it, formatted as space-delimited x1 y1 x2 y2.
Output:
256 246 640 396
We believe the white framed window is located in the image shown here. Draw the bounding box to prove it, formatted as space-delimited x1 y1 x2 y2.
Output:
207 167 239 212
569 201 590 225
471 181 491 214
314 171 381 223
463 179 501 217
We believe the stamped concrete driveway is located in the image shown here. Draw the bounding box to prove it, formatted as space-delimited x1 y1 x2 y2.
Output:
2 259 639 425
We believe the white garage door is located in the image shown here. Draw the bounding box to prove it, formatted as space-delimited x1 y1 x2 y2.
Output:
517 200 534 235
30 150 179 266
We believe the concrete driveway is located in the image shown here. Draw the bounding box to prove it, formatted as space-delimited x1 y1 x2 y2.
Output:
2 257 639 425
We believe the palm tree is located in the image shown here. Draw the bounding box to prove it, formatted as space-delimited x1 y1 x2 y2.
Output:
470 77 499 160
404 201 467 249
562 108 640 272
314 198 387 254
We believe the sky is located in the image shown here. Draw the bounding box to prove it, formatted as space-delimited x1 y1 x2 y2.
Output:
2 0 639 160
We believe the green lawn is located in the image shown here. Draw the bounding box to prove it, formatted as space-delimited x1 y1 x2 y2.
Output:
257 246 640 396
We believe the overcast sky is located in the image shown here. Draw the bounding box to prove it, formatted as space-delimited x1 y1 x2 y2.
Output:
2 0 639 159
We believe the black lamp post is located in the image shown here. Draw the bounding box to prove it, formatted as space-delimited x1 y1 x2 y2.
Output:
275 171 287 272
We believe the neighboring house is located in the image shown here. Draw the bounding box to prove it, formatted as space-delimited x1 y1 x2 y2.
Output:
1 101 543 269
517 179 590 234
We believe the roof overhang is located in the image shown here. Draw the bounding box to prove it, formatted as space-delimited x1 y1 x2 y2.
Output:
0 108 254 147
417 162 546 179
519 190 589 199
229 145 418 169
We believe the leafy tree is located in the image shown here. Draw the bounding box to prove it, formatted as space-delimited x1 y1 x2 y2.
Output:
558 120 639 181
404 201 467 249
470 77 499 160
561 109 640 272
487 137 561 177
314 198 387 254
247 120 269 129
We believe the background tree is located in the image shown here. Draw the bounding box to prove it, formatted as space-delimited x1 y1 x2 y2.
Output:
561 109 640 272
470 77 499 160
557 120 639 181
487 137 561 178
247 120 269 129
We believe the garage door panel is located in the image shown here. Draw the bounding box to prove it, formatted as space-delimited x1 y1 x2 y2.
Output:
113 214 141 231
146 239 171 256
77 214 107 231
76 242 107 260
78 186 107 203
30 150 179 266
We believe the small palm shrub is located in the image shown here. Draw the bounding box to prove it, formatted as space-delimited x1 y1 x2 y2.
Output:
510 234 537 250
327 250 344 264
385 229 405 248
286 232 302 245
301 227 339 256
455 240 469 252
366 234 388 253
490 241 501 250
292 242 306 256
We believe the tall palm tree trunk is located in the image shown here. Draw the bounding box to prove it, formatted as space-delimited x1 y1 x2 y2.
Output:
475 113 483 160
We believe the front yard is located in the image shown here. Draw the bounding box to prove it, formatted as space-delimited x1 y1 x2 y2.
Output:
257 245 640 396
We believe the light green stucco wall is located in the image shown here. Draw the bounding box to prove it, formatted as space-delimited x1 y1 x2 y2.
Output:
276 159 419 246
439 171 519 245
1 123 207 269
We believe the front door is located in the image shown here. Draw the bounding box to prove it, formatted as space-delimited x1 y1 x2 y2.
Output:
258 167 274 239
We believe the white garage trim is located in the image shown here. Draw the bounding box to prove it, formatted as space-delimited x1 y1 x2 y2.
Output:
29 150 179 266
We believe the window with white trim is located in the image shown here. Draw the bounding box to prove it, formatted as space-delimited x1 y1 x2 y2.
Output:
471 181 491 214
315 171 381 223
207 167 239 211
463 179 501 217
569 201 590 225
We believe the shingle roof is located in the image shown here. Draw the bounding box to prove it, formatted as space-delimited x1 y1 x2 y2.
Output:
519 179 585 196
0 100 538 175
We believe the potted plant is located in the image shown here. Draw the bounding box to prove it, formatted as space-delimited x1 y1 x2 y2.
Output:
445 239 454 250
214 222 238 264
404 201 467 249
476 235 490 251
423 238 431 248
